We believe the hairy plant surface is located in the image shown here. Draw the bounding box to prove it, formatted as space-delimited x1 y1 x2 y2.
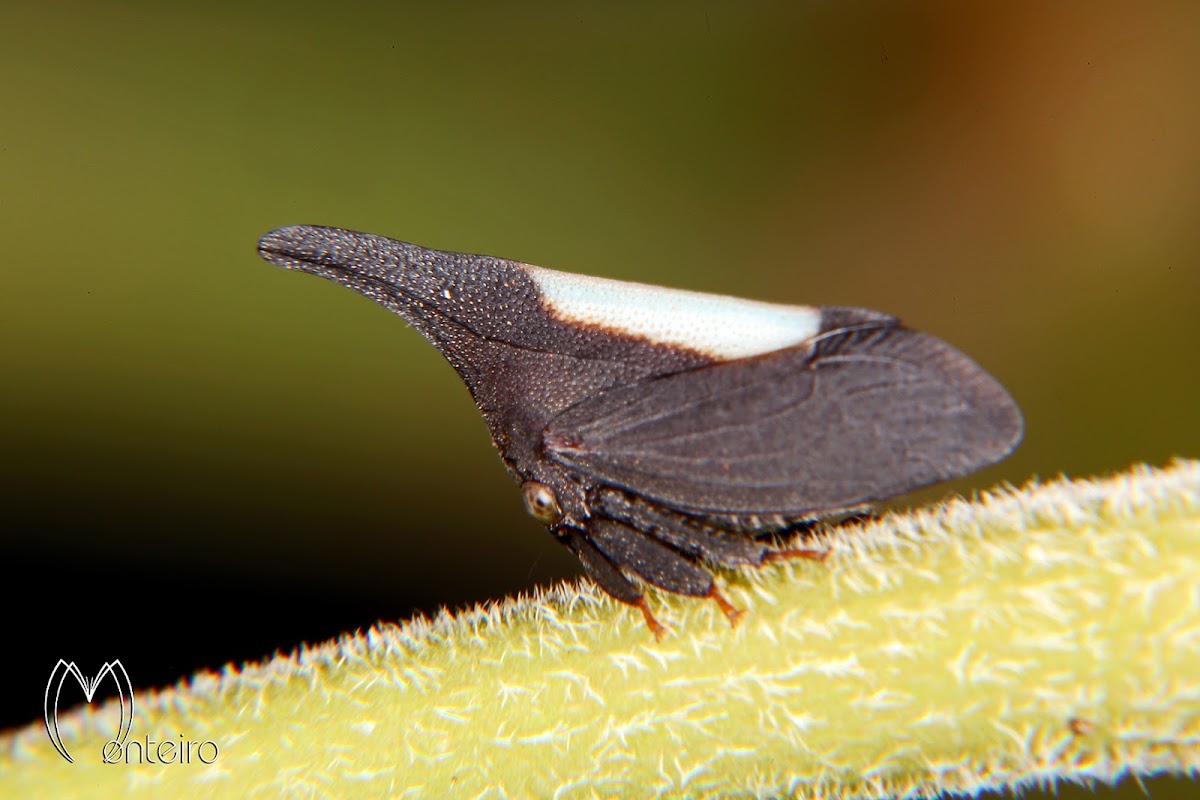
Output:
4 461 1198 799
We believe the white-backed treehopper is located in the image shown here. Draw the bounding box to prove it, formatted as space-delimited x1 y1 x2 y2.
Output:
257 226 1023 637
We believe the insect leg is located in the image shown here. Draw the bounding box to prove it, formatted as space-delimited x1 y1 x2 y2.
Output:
589 519 714 597
566 529 666 639
707 585 747 628
764 547 830 563
589 519 746 629
762 510 875 562
593 489 767 568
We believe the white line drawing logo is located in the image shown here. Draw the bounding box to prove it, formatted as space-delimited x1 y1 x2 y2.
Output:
44 660 135 763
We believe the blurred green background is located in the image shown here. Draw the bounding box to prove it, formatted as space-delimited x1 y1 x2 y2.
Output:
1 2 1197 795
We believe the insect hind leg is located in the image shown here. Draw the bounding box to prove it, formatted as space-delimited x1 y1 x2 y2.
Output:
761 509 876 563
764 547 830 564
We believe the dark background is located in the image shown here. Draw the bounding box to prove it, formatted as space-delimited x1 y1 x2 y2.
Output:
2 3 1198 796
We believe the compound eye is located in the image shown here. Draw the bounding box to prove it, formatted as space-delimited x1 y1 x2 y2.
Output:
521 481 562 523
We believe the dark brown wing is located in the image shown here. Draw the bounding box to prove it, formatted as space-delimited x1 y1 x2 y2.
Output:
544 325 1022 516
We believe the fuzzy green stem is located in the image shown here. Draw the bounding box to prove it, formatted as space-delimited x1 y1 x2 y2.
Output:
3 461 1199 799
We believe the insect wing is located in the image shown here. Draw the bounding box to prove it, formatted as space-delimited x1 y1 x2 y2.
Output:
544 324 1022 516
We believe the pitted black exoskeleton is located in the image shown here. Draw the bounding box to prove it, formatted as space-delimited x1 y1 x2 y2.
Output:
258 226 1022 636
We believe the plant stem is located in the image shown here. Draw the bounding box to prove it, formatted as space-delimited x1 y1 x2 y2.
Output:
4 461 1199 799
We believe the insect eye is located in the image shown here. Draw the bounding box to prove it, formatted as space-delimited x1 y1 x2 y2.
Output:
521 481 562 523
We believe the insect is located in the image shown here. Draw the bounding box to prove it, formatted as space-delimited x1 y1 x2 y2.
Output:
257 226 1023 636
